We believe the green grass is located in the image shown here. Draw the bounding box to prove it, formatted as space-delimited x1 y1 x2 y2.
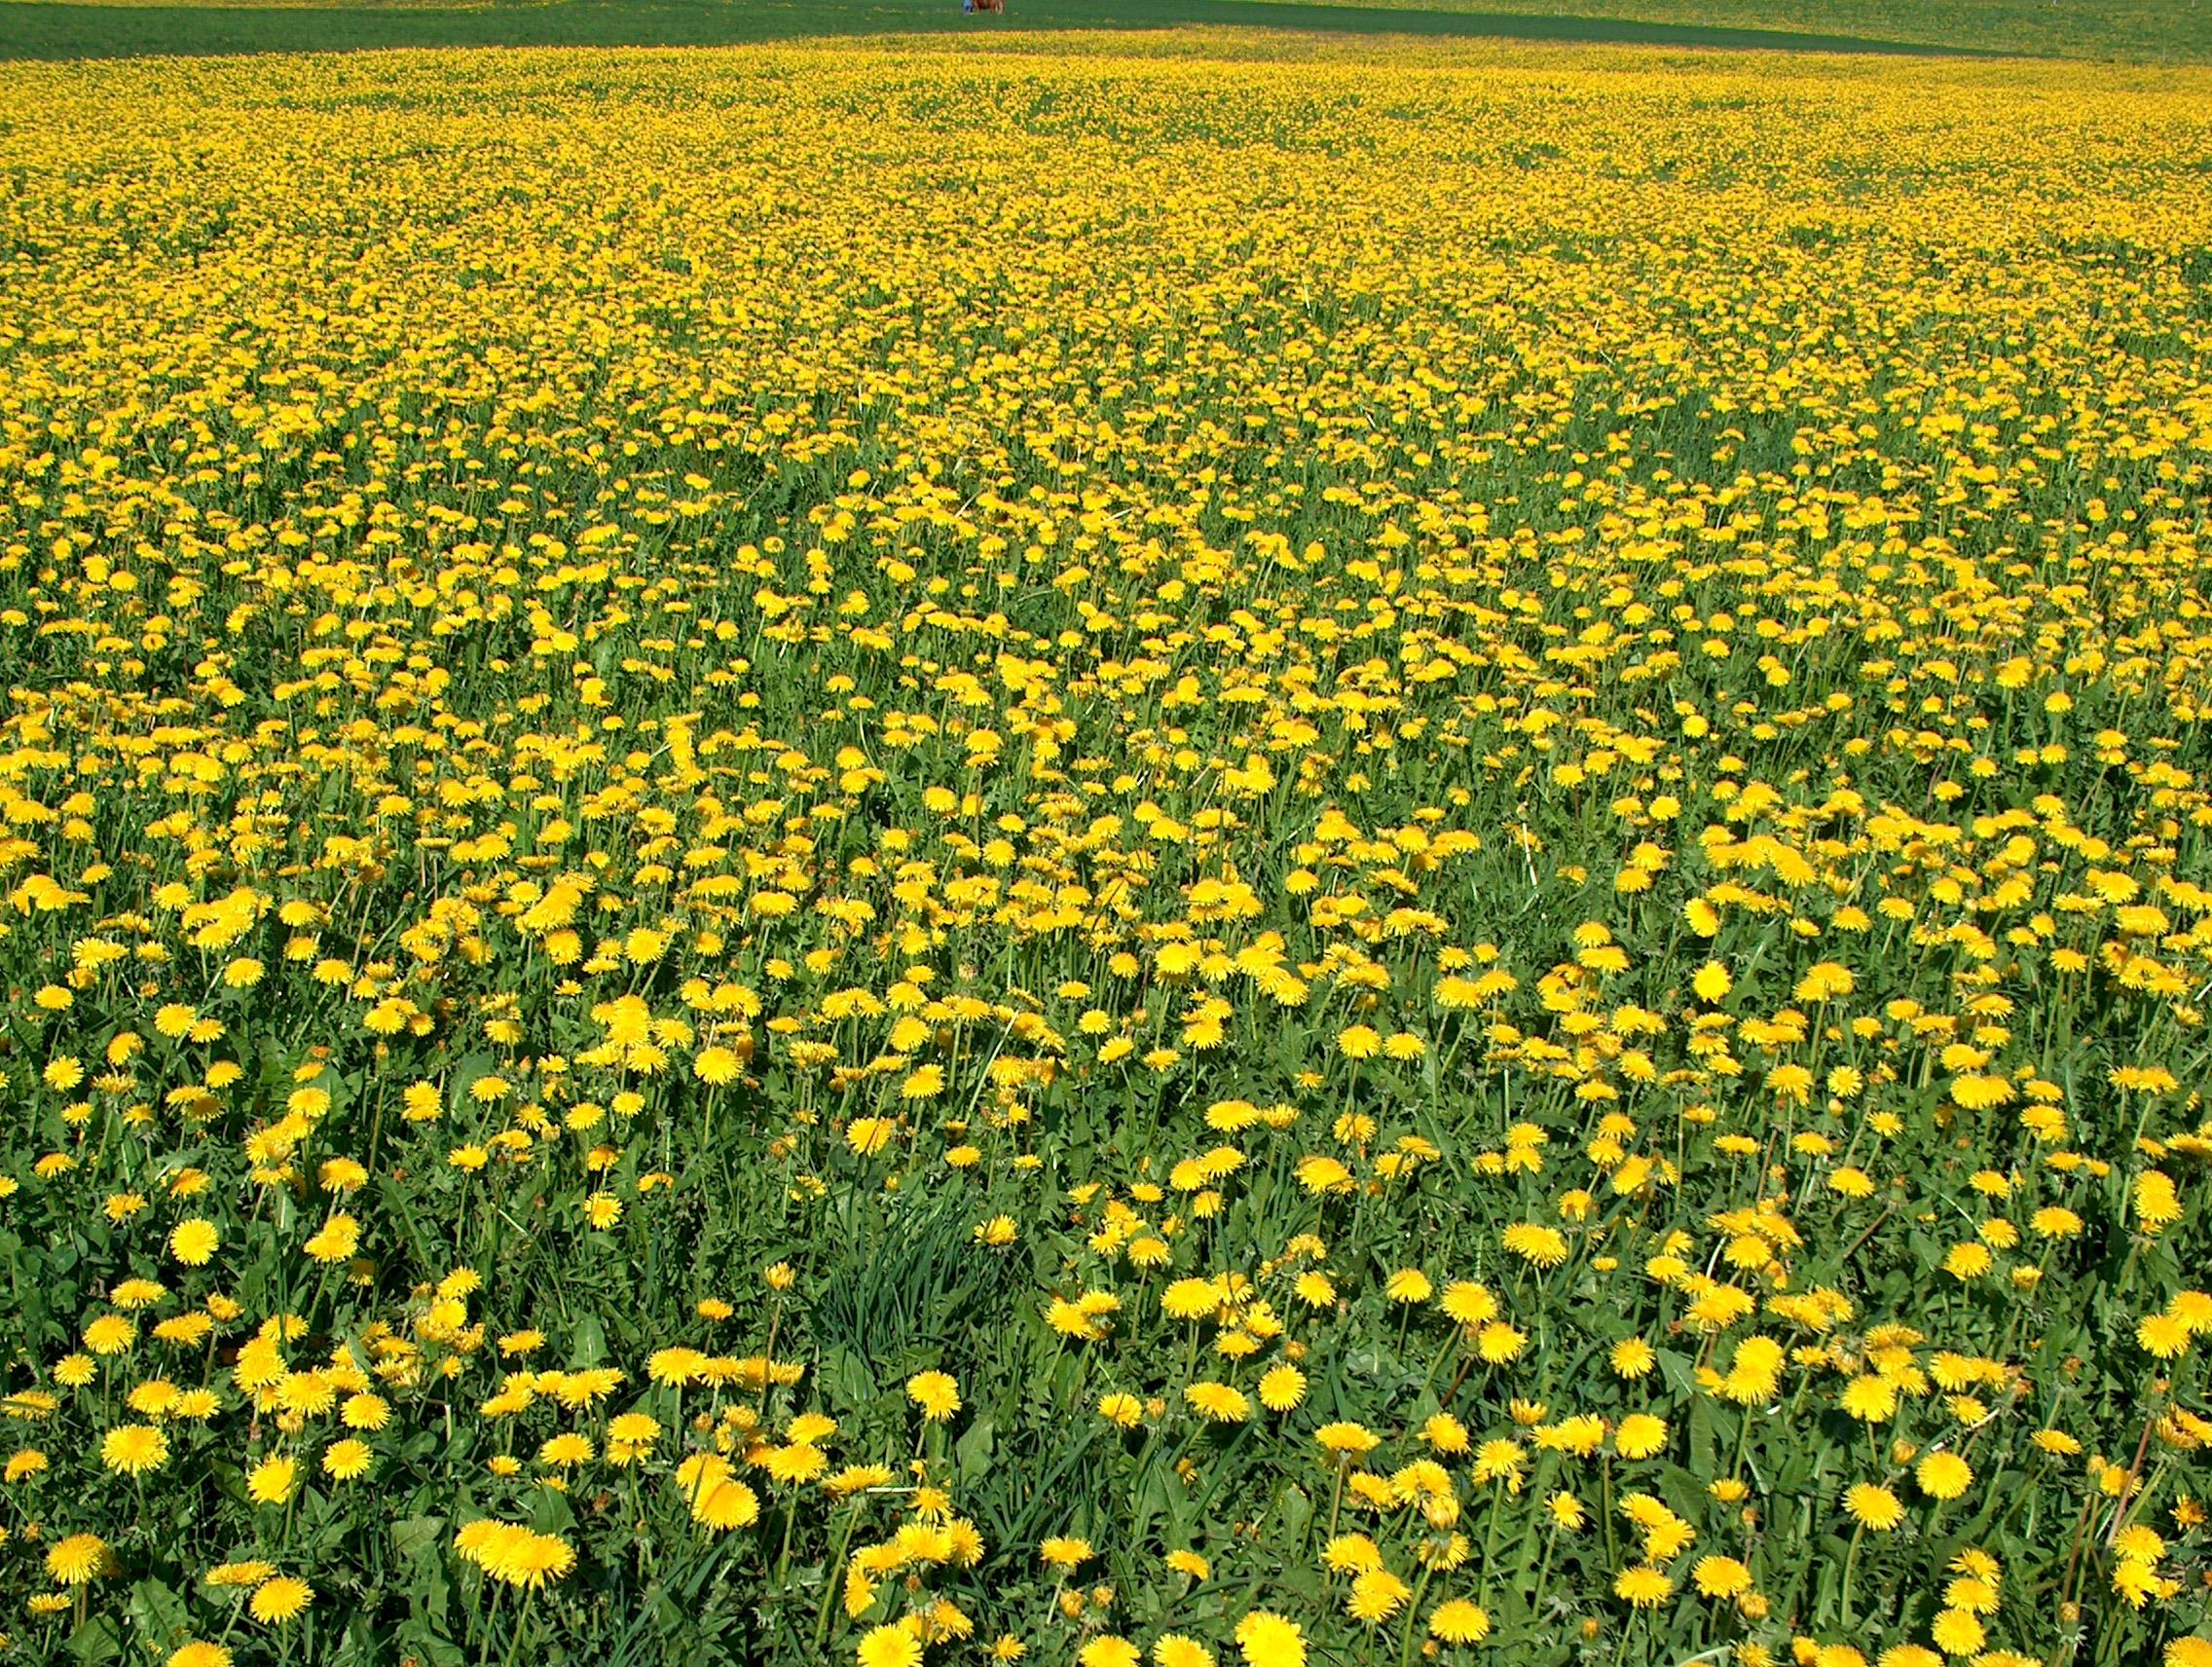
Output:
1240 0 2211 59
3 0 2203 66
0 0 2083 62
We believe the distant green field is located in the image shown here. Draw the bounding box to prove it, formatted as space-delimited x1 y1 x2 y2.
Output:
0 0 1950 57
0 0 2199 58
1259 0 2208 60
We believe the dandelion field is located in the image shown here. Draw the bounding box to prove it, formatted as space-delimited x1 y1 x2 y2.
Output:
1 34 2211 1667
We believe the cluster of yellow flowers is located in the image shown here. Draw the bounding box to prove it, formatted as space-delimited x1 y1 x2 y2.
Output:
0 29 2208 1667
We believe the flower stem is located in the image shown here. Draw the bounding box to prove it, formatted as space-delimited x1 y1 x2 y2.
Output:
1839 1520 1865 1627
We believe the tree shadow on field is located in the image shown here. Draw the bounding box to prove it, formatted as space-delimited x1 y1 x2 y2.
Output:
0 0 1999 61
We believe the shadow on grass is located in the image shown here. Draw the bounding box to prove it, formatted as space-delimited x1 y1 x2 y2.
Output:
0 0 2002 61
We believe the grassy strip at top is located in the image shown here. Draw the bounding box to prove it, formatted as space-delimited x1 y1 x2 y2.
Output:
0 0 2007 61
1226 0 2212 61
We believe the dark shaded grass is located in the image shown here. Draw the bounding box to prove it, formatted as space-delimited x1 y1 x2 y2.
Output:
0 0 2000 63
